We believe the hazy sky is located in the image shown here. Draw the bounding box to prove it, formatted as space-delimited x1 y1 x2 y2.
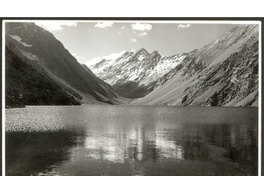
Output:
34 21 237 65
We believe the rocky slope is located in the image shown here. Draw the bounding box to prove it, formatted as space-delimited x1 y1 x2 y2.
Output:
5 22 120 106
132 24 259 106
88 48 187 98
88 24 259 107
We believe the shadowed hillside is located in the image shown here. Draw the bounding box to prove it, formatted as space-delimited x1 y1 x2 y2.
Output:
5 22 121 106
6 47 80 107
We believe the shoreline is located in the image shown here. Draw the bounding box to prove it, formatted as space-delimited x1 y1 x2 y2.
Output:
5 104 258 109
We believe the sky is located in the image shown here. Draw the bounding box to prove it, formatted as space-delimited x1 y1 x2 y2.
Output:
34 21 237 65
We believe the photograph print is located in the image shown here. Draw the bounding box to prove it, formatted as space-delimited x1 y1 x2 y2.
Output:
3 19 261 176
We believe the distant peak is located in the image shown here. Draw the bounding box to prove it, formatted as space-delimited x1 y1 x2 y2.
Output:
151 50 159 54
136 48 149 55
150 50 161 57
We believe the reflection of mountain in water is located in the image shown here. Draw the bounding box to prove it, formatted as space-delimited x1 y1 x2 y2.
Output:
5 130 82 176
83 125 184 163
5 106 258 176
73 121 257 174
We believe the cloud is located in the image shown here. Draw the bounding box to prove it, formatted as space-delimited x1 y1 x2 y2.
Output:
94 22 114 29
138 31 148 37
85 50 126 66
178 24 192 30
70 52 86 62
85 57 101 66
71 52 78 57
71 52 81 59
102 51 126 60
34 21 77 31
131 23 152 31
131 39 137 43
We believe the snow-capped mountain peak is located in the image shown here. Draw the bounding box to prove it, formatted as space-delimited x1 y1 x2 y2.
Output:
88 48 186 98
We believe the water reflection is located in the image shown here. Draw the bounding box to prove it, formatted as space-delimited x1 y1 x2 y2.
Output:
82 126 185 163
5 106 258 176
6 130 83 176
76 122 257 167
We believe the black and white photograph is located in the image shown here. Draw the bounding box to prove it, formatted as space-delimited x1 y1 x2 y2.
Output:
2 19 261 176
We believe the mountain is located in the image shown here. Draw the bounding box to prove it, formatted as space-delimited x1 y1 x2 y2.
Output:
88 48 187 98
132 24 258 106
5 22 120 106
5 47 80 107
88 24 258 107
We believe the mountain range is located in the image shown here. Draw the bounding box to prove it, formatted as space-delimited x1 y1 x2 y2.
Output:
5 23 259 107
88 24 259 106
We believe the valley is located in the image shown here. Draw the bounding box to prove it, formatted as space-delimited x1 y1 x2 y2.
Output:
5 23 259 107
88 24 259 107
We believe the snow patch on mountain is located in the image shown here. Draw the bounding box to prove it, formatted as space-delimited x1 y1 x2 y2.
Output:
9 35 32 47
20 50 40 61
132 24 259 106
87 48 187 98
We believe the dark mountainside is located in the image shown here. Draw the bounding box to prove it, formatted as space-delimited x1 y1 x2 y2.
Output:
89 24 259 107
6 47 80 107
5 22 120 107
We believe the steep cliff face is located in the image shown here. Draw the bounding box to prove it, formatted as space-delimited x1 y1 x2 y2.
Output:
132 24 258 106
5 22 120 106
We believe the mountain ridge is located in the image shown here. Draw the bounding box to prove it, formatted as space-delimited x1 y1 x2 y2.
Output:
5 22 121 106
88 24 259 107
88 48 187 98
133 24 258 106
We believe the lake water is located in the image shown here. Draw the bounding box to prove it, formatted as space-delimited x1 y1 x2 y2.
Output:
5 105 258 176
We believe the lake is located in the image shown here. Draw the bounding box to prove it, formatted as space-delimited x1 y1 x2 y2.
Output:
5 105 258 176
